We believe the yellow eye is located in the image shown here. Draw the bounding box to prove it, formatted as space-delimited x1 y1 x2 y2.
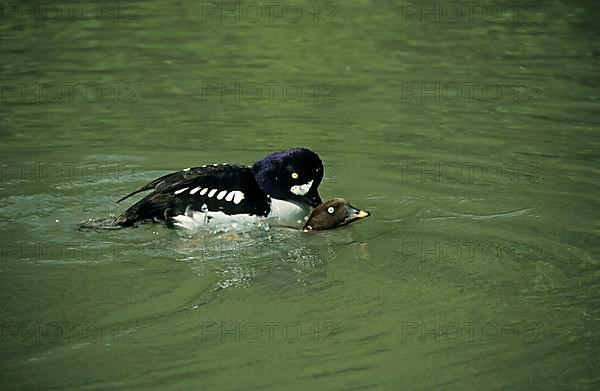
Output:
291 172 299 179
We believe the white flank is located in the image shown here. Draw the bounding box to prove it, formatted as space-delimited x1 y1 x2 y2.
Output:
267 198 311 228
171 197 311 231
290 180 313 196
172 210 259 230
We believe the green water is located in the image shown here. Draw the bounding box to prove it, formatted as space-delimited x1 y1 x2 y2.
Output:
1 0 599 389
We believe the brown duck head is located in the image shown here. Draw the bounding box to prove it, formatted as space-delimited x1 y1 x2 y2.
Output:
303 198 370 231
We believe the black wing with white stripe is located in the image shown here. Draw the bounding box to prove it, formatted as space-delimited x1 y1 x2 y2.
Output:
115 164 270 226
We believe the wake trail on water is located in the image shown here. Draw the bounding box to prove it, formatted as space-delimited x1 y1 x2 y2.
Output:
78 216 123 230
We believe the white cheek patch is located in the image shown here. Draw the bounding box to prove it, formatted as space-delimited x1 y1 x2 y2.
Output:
290 180 313 196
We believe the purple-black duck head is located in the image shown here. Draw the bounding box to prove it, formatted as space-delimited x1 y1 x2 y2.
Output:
252 147 323 207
